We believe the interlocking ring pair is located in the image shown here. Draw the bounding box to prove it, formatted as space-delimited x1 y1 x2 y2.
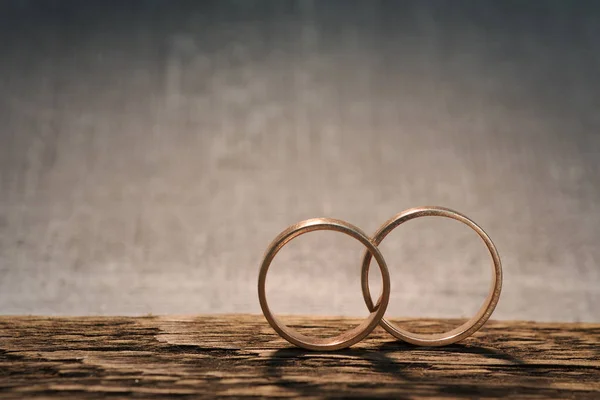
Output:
258 206 503 351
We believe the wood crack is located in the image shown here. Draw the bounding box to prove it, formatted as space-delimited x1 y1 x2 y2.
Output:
0 315 598 398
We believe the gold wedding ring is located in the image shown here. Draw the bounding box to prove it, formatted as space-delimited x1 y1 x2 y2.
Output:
361 206 502 346
258 207 503 350
258 218 391 351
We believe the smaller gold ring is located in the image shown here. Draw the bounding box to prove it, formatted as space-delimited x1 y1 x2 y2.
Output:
258 218 391 351
361 206 502 346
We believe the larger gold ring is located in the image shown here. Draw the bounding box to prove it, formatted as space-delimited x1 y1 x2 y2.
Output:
258 218 391 351
361 206 502 346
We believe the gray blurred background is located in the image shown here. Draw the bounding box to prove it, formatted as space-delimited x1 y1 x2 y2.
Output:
0 1 598 321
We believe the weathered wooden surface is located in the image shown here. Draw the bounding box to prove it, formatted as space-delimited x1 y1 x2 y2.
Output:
0 315 598 398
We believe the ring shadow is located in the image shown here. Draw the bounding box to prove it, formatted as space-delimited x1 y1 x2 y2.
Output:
375 340 524 364
263 340 524 397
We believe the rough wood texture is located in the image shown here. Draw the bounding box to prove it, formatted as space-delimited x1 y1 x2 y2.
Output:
0 315 598 398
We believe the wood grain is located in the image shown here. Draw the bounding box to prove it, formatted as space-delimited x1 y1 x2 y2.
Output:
0 315 598 398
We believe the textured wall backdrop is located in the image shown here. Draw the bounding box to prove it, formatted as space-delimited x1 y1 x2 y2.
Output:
0 1 599 321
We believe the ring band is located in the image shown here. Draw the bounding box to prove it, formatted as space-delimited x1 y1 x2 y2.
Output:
258 218 391 351
360 206 502 346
